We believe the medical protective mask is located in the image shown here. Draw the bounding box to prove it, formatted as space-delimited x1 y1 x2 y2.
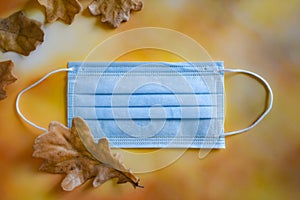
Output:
16 61 273 150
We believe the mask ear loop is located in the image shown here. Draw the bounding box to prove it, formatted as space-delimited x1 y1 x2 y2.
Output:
220 68 274 136
16 68 73 132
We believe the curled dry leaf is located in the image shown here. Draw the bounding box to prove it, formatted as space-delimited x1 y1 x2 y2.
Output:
0 11 44 56
89 0 143 28
0 60 17 100
33 116 142 191
37 0 82 24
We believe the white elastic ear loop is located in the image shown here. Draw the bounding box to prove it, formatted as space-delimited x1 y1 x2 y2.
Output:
16 68 73 132
221 68 274 136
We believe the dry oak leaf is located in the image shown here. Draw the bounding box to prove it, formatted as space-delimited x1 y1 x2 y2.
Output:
33 116 142 191
0 60 17 100
88 0 143 28
37 0 82 24
0 11 44 56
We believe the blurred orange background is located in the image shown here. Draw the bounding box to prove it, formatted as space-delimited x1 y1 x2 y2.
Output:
1 0 300 199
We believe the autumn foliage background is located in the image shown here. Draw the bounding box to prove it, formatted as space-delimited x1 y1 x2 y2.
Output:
1 0 300 199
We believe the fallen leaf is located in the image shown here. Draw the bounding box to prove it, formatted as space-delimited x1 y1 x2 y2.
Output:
37 0 82 24
33 116 142 191
88 0 143 28
0 11 44 56
0 60 17 101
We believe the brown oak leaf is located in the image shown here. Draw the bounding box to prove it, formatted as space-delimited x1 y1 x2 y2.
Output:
37 0 82 24
33 116 142 191
0 11 44 56
0 60 17 100
88 0 143 28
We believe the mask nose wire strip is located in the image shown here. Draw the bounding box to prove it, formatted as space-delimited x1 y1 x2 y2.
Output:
220 68 274 136
16 68 74 132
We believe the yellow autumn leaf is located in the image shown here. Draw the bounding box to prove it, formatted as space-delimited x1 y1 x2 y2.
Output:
33 116 142 191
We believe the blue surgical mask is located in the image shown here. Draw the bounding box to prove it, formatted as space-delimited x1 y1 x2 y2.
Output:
16 61 273 150
67 61 224 148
